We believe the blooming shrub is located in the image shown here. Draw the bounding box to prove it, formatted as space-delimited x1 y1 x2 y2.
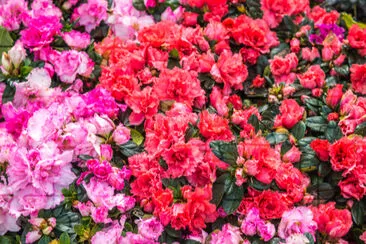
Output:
0 0 366 243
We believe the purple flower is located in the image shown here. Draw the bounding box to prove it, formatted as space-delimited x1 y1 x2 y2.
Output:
309 24 345 44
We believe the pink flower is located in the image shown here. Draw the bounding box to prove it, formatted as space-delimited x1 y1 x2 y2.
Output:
241 208 261 236
274 99 305 129
91 220 124 244
0 0 27 31
26 230 42 244
257 221 276 242
113 194 136 213
285 234 312 244
20 16 62 51
298 65 326 89
53 50 94 84
83 178 115 209
62 30 91 50
91 206 112 224
210 224 243 244
71 0 108 32
282 146 301 163
0 209 20 235
161 6 184 22
278 207 317 239
136 217 164 241
360 231 366 243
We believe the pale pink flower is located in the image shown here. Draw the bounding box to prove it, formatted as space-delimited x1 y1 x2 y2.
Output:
26 230 42 243
210 224 243 244
112 124 131 145
278 207 318 239
62 30 91 50
136 217 164 241
72 0 108 32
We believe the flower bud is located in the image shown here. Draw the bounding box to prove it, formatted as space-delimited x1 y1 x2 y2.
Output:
8 41 26 68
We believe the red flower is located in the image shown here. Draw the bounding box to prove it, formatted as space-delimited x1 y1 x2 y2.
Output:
270 53 298 84
210 50 248 95
255 190 288 220
162 140 203 178
326 84 343 108
309 6 340 25
125 87 159 125
348 25 366 56
227 15 279 55
350 63 366 95
261 0 296 28
339 166 366 201
153 67 205 108
198 110 234 141
329 137 361 172
274 99 304 129
311 202 352 239
310 139 331 161
182 185 218 232
130 170 162 201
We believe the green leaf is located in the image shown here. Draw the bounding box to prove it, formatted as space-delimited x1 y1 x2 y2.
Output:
249 177 271 190
334 65 349 76
305 116 328 132
2 82 16 103
299 153 319 172
307 183 335 200
78 154 94 161
304 233 315 244
248 114 260 133
169 49 179 59
118 141 144 157
130 128 144 146
38 236 51 244
341 12 366 30
291 121 306 140
59 232 71 244
318 162 332 177
211 173 229 206
352 201 365 226
210 141 238 165
265 132 288 145
185 123 199 142
0 27 14 65
0 236 14 244
325 121 343 143
354 122 366 136
74 224 84 236
221 182 244 215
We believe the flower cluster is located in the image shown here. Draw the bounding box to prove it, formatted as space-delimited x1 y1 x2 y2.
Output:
0 0 366 243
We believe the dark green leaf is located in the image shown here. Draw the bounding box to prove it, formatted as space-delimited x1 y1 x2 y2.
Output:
118 141 144 157
210 141 238 165
211 173 229 206
169 49 179 59
78 154 93 161
299 153 319 172
334 65 349 76
265 132 288 145
59 232 71 244
318 162 332 177
305 116 328 132
325 121 343 143
248 114 260 133
249 177 271 190
269 238 282 244
185 123 199 142
307 183 335 200
38 236 51 244
352 201 365 226
165 226 182 238
270 43 289 58
304 233 315 244
354 122 366 136
2 83 16 103
291 121 306 140
221 183 244 215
